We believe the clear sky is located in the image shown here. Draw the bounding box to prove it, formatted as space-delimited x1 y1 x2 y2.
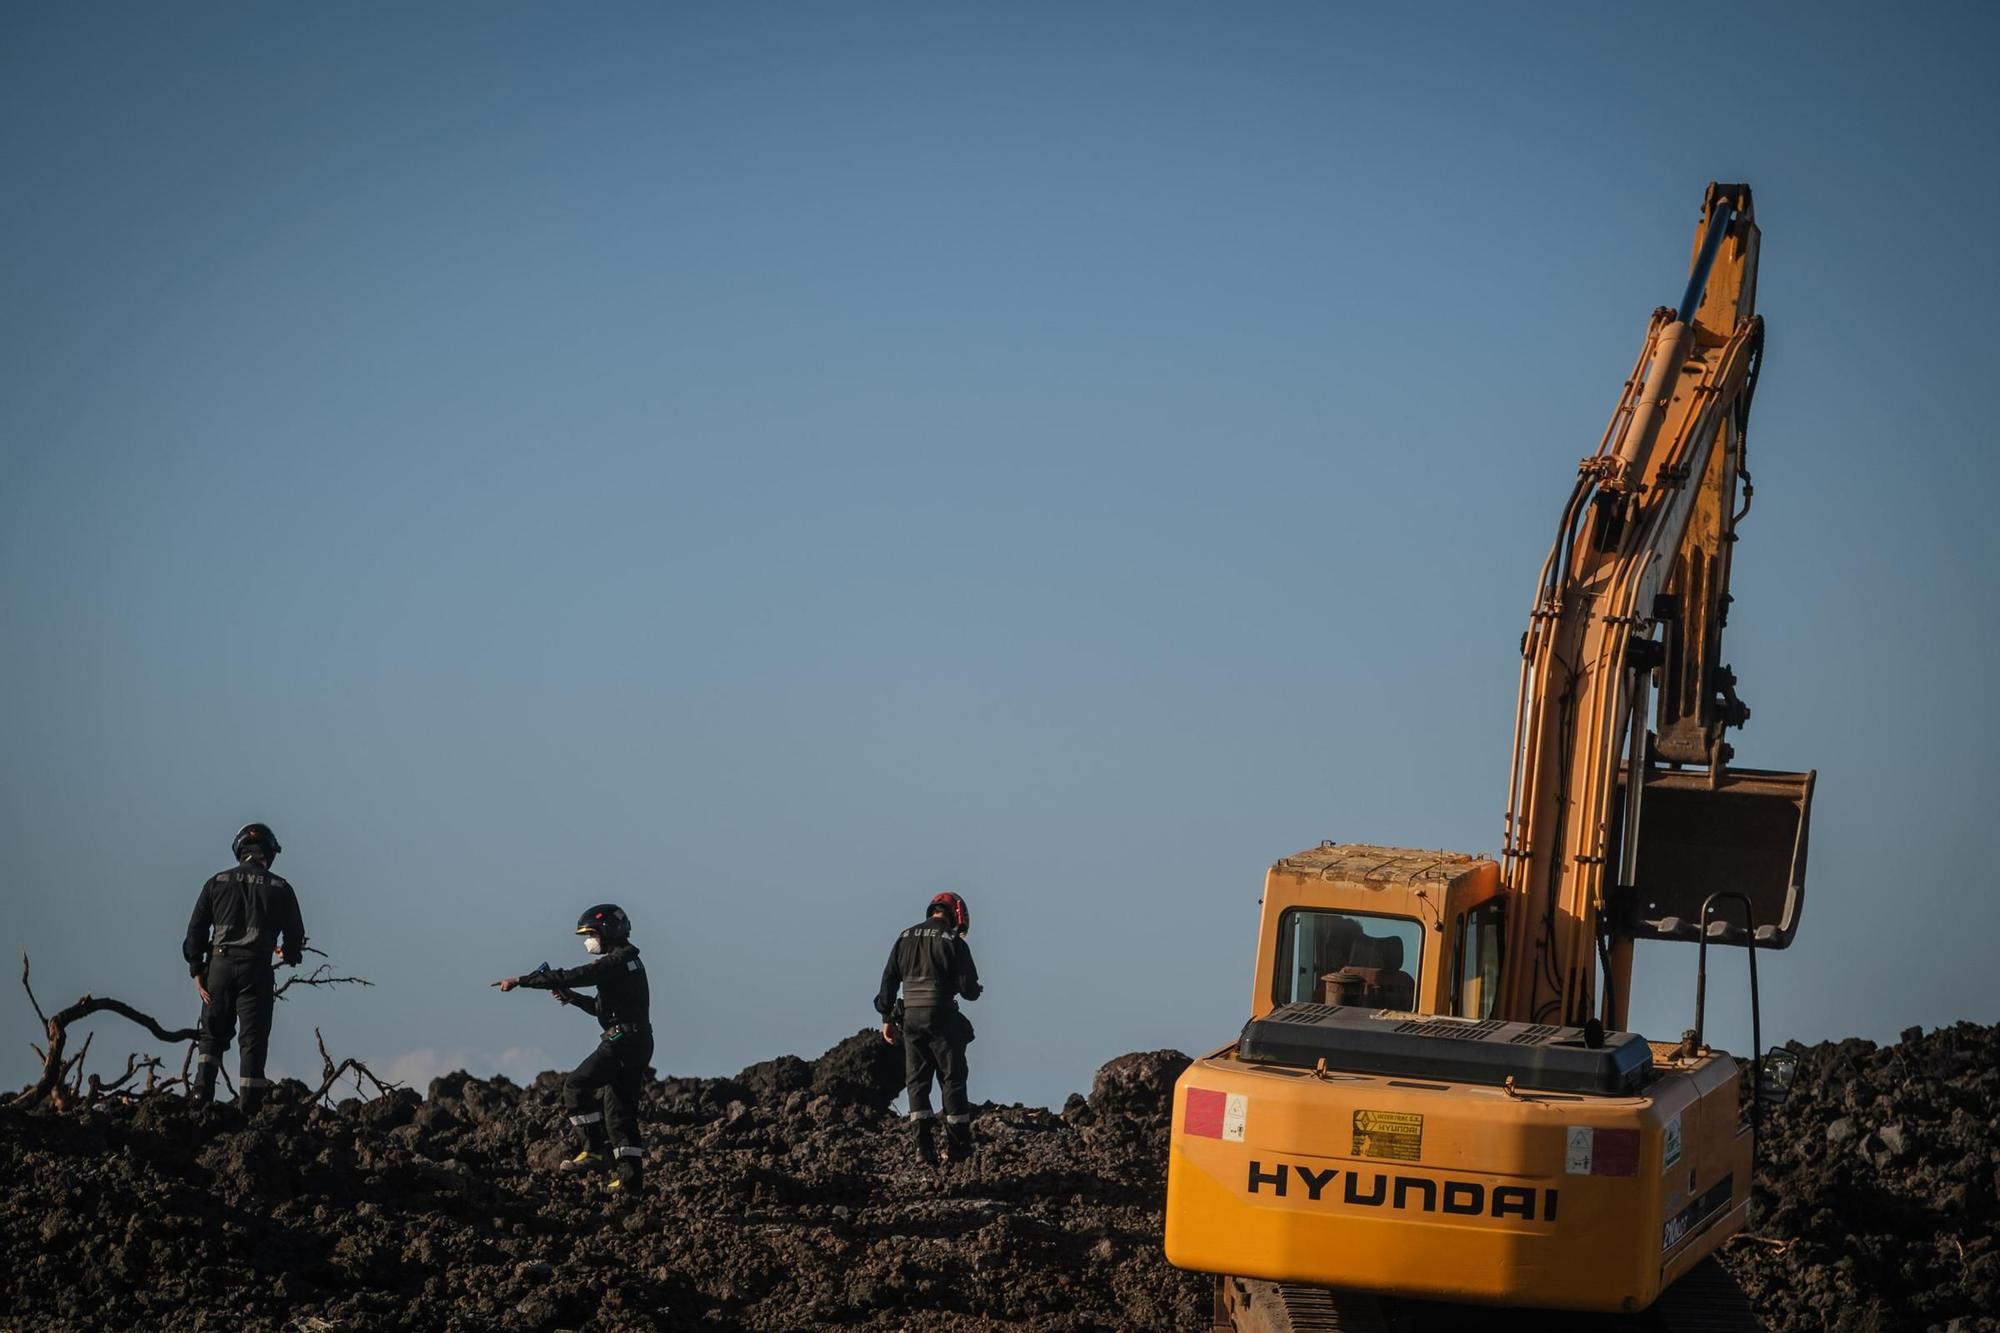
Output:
4 4 1995 1109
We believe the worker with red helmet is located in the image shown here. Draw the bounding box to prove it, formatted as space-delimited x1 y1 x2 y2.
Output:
875 891 982 1165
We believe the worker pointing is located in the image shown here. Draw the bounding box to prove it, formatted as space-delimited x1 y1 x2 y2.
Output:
876 891 982 1165
181 822 306 1113
493 904 652 1198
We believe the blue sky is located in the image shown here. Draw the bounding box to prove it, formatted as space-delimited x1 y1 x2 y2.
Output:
3 4 1995 1107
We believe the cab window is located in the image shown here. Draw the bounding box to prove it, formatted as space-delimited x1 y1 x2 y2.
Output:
1274 908 1422 1011
1451 900 1504 1019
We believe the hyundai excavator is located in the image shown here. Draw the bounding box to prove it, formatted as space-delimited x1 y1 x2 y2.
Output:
1164 184 1814 1331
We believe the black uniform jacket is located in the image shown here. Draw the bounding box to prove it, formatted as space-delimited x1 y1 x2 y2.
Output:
182 862 306 977
876 919 981 1016
519 944 651 1032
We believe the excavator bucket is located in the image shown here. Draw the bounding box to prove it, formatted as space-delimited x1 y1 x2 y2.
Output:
1613 766 1814 948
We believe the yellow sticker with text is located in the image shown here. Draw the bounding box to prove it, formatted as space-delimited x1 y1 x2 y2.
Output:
1352 1109 1424 1161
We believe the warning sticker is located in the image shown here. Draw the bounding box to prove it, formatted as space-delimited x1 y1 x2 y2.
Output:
1352 1109 1424 1161
1663 1115 1683 1172
1566 1126 1640 1177
1566 1126 1594 1175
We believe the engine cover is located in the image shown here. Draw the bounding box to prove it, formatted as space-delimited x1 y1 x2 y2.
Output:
1237 1003 1653 1095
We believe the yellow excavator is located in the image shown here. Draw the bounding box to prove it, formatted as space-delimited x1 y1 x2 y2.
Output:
1165 184 1814 1330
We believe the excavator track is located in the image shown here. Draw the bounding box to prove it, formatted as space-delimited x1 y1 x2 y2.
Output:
1216 1260 1760 1333
1216 1277 1389 1333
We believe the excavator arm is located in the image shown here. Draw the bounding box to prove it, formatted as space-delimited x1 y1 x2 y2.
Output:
1499 184 1811 1029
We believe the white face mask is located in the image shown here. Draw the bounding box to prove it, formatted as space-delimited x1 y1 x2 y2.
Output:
583 935 603 955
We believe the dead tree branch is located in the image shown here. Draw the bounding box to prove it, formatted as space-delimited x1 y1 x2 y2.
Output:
274 962 372 1000
14 952 200 1109
61 1030 95 1104
16 949 371 1110
21 954 49 1027
1728 1233 1794 1252
87 1051 163 1102
310 1025 402 1105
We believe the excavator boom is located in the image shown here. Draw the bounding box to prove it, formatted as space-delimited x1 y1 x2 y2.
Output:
1500 183 1810 1029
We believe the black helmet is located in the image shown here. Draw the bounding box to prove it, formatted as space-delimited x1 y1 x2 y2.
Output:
576 904 631 943
232 823 282 861
927 891 969 934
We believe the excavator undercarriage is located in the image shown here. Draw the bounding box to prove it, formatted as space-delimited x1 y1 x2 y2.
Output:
1215 1261 1761 1333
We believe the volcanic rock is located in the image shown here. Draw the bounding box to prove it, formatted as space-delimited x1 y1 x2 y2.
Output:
0 1030 1207 1330
9 1022 1999 1330
1720 1022 2000 1332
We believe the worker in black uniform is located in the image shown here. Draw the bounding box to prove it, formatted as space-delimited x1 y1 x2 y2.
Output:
181 822 306 1113
875 891 982 1165
493 904 652 1195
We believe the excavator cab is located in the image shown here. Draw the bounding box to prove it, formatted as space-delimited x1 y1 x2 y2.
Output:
1272 909 1423 1011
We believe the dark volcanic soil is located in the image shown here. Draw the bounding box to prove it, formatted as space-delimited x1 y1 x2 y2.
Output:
4 1024 1996 1332
1 1036 1204 1331
1718 1023 2000 1333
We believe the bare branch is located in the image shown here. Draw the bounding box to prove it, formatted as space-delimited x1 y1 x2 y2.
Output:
49 1030 97 1109
20 951 48 1027
88 1052 162 1101
16 950 372 1110
15 953 201 1108
309 1025 402 1105
310 1057 402 1105
274 963 372 1000
53 996 200 1047
67 1031 94 1092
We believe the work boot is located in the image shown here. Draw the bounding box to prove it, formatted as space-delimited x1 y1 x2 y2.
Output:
239 1082 265 1116
611 1164 643 1195
944 1120 973 1164
912 1117 940 1167
190 1065 217 1106
557 1149 610 1176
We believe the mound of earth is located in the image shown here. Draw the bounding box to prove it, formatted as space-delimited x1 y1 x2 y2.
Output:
1719 1021 2000 1333
0 1030 1207 1331
6 1023 1997 1331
